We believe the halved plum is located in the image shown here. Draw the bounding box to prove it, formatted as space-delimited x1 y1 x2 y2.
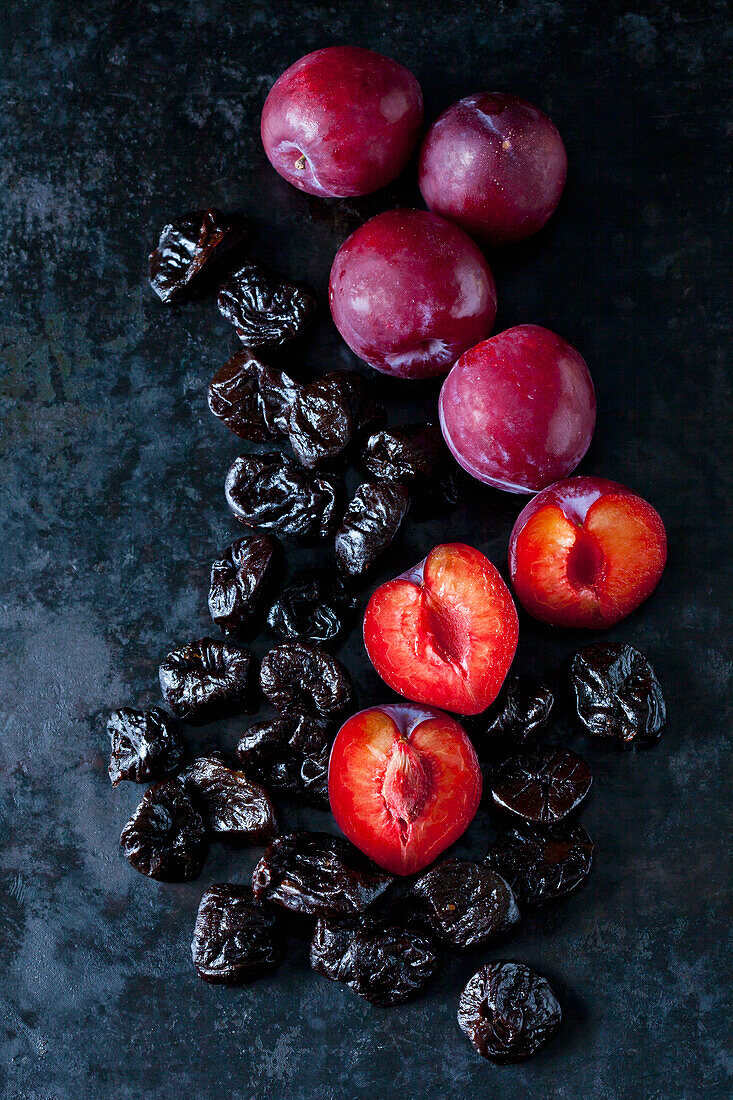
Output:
329 703 482 875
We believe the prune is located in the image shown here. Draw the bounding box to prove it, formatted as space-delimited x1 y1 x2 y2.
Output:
225 454 341 540
491 745 592 824
287 371 382 468
260 643 353 722
208 534 282 637
191 883 284 985
148 208 248 304
335 481 410 578
458 961 562 1063
208 349 300 442
310 915 439 1006
237 715 330 806
107 706 185 786
266 570 357 647
218 262 315 348
252 831 393 916
360 423 458 513
570 642 666 747
120 779 208 882
485 821 594 907
404 858 519 948
159 638 257 725
481 675 554 753
181 756 276 841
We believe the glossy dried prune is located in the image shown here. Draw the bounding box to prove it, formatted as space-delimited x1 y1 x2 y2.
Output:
107 706 186 786
149 208 247 304
252 831 393 917
310 915 439 1006
458 962 562 1063
191 884 284 985
218 262 315 348
481 675 554 753
260 642 353 722
570 643 666 747
120 779 208 881
225 454 341 540
335 481 410 578
287 371 382 468
159 638 257 725
360 423 458 512
405 858 519 948
181 756 276 841
491 745 592 824
208 349 300 442
485 821 594 907
237 715 330 806
266 570 357 647
208 534 282 637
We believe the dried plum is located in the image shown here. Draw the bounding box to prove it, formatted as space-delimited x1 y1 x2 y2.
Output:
266 570 357 647
360 423 458 513
458 961 562 1063
120 779 208 882
491 745 592 824
191 884 284 984
208 350 300 442
181 756 275 841
405 858 519 948
481 675 554 753
287 371 382 468
208 534 282 637
335 481 410 578
148 208 247 304
310 915 439 1006
571 643 666 747
159 637 257 725
225 454 341 540
252 831 393 917
218 262 314 348
260 643 353 722
485 821 594 907
237 716 330 807
107 706 185 786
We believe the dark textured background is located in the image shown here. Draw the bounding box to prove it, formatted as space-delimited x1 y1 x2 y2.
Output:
1 1 731 1097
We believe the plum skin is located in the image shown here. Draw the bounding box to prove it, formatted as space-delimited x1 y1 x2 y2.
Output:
260 46 423 198
439 325 596 494
418 92 567 245
329 209 497 379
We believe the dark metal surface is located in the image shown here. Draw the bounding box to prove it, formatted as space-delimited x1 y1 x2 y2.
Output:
1 2 730 1097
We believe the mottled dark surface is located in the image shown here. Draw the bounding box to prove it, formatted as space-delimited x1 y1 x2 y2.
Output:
1 2 730 1097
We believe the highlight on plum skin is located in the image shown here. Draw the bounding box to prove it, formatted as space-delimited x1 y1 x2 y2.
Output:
329 209 497 379
260 46 424 199
328 703 482 875
418 92 567 245
508 476 667 629
439 325 596 494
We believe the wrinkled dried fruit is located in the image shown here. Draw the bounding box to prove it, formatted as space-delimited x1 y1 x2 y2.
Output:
481 675 554 753
266 570 357 647
149 208 248 304
252 831 393 916
208 534 282 637
570 642 666 747
310 915 439 1006
260 643 353 721
181 756 275 841
458 961 562 1063
218 262 315 348
491 745 592 824
360 423 458 513
120 779 208 881
335 481 410 578
225 454 342 540
405 858 519 947
485 821 595 907
191 884 284 984
159 638 257 725
237 715 330 806
287 371 382 468
208 349 301 442
107 706 186 785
